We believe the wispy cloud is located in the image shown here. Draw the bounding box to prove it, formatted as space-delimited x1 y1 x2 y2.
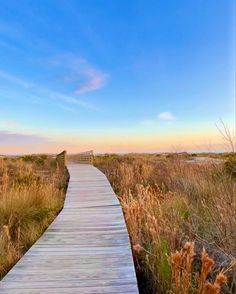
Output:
158 112 175 121
0 69 97 111
0 70 33 88
0 19 55 55
50 54 109 95
47 89 98 110
73 61 108 95
75 69 108 95
56 104 76 113
44 55 109 95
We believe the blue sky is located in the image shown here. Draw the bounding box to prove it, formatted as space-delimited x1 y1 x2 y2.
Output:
0 0 235 153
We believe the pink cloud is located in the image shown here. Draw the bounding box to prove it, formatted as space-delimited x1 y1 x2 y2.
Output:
47 55 109 95
0 131 51 147
75 69 108 95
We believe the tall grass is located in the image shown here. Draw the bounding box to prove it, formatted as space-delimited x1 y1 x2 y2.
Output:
94 154 236 293
0 155 66 278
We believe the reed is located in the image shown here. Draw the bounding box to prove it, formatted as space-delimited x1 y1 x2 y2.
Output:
170 242 228 294
94 154 236 293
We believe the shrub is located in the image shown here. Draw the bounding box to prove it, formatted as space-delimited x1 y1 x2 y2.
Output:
224 154 236 177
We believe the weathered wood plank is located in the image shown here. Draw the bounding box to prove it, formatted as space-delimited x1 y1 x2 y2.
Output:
0 164 138 293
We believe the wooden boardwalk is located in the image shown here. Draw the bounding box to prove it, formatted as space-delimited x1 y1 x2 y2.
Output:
0 163 138 293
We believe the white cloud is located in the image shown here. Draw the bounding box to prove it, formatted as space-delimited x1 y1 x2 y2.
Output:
140 111 176 126
158 112 175 121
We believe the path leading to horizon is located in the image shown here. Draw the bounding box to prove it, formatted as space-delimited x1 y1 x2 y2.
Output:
0 163 138 293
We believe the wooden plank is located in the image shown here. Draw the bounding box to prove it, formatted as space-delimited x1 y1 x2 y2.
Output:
0 164 138 293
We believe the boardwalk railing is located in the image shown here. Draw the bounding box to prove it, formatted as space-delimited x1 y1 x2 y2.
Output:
68 150 94 164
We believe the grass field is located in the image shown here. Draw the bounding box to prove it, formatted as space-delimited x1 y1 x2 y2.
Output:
0 154 68 279
1 152 235 293
94 153 236 293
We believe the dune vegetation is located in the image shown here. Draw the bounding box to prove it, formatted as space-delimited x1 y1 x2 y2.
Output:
1 151 235 293
94 153 236 293
0 154 67 279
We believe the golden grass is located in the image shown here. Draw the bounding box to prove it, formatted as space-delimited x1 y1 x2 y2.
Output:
171 242 228 294
94 154 236 293
0 155 66 279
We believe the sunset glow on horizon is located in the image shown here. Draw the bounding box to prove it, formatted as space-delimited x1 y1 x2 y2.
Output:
0 1 235 154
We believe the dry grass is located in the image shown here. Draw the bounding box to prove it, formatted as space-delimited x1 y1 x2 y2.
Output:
94 154 236 293
170 241 230 294
0 155 67 279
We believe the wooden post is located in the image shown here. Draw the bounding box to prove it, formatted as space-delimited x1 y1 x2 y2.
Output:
56 150 67 170
56 150 69 190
